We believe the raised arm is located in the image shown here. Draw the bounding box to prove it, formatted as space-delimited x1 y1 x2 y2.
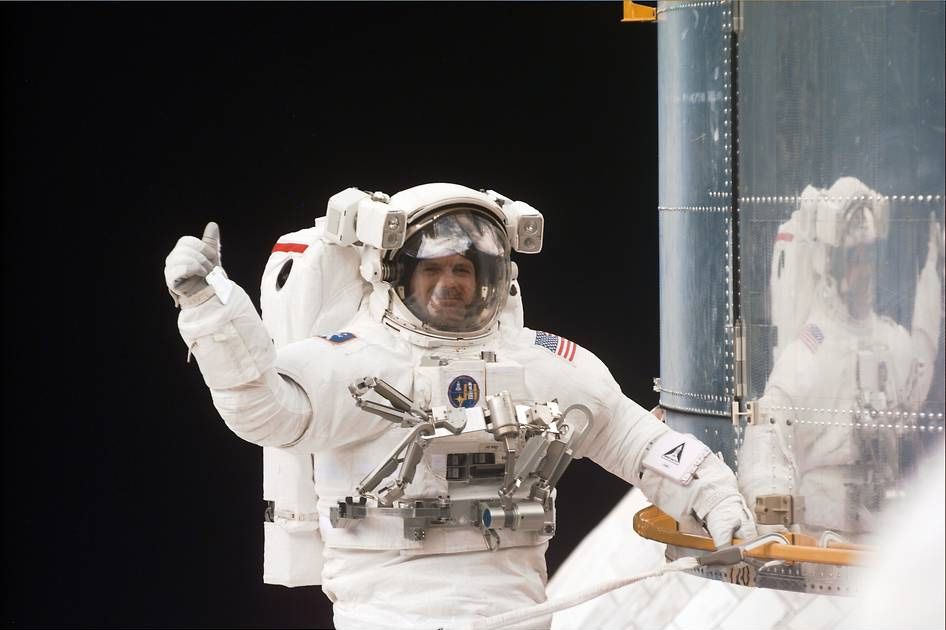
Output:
165 222 313 447
906 214 944 409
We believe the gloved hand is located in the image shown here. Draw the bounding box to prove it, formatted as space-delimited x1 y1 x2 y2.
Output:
637 430 758 549
165 222 221 306
689 449 758 547
704 493 758 548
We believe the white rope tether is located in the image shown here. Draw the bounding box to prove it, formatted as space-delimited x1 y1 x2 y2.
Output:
447 556 700 630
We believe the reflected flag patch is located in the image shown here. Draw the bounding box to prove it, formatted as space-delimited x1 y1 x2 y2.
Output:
534 331 577 362
800 323 824 353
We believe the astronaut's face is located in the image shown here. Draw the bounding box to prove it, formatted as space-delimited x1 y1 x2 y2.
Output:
839 243 877 320
408 254 477 328
391 207 509 335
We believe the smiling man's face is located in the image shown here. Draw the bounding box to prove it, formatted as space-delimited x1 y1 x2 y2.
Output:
408 254 477 329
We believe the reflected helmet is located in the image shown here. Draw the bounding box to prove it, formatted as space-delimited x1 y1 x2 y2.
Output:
815 177 889 250
813 177 888 317
816 178 887 274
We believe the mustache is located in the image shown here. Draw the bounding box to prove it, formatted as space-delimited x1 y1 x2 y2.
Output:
431 288 464 300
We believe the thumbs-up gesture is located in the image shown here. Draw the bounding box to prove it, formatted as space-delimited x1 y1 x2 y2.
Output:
165 222 223 303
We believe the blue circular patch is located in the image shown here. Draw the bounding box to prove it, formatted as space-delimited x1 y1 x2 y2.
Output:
320 332 355 344
447 375 480 408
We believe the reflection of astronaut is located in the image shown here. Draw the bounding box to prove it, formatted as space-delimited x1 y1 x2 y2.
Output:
164 183 755 629
739 177 944 535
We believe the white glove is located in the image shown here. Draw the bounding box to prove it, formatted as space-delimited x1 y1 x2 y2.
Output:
636 431 758 548
704 494 758 548
689 451 758 547
165 222 221 306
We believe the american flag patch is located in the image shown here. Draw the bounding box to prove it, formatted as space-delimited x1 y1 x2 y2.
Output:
535 331 577 362
799 323 825 352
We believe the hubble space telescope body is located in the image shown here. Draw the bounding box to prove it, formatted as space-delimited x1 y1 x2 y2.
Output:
644 0 944 594
548 3 943 627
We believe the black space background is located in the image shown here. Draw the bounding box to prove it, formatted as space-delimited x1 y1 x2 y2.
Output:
2 3 659 627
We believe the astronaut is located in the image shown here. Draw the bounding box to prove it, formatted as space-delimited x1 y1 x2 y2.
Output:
164 183 756 629
739 177 944 536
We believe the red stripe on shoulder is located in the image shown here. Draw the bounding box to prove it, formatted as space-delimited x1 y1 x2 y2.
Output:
272 242 309 254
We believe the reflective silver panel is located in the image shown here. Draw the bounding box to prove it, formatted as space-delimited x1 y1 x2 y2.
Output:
657 0 945 552
735 1 945 539
658 0 736 417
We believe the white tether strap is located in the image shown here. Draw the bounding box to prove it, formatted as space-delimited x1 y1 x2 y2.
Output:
445 556 700 630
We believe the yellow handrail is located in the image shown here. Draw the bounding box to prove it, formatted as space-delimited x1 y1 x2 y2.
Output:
633 505 871 566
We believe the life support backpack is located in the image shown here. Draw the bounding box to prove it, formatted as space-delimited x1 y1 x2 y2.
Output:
769 186 823 363
258 217 367 587
256 217 524 587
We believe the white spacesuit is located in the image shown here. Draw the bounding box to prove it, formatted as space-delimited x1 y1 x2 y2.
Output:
164 183 756 629
739 177 944 535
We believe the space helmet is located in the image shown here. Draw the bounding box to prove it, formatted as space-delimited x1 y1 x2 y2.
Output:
383 184 513 339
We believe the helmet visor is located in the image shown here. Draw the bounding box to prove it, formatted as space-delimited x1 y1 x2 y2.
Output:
391 208 510 334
